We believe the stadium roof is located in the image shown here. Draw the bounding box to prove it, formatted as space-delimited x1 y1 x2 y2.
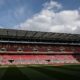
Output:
0 28 80 42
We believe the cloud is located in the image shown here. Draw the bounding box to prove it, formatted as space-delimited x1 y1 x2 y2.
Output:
14 7 25 17
13 4 33 23
43 0 62 10
0 26 3 28
13 6 27 22
15 0 80 34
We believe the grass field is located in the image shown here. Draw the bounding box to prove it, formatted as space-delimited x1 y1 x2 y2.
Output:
0 64 80 80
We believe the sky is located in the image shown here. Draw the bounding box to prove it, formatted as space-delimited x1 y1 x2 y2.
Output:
0 0 80 34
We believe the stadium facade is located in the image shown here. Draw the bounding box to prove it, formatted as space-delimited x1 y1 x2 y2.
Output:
0 28 80 65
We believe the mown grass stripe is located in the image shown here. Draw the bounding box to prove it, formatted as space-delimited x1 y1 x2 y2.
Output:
19 67 54 80
0 67 8 79
30 66 80 80
58 65 80 71
44 66 80 77
1 66 30 80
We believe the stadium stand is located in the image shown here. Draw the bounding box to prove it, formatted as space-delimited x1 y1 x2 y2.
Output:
0 28 80 65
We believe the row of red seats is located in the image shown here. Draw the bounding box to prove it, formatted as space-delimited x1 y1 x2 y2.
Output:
0 46 79 52
0 55 80 65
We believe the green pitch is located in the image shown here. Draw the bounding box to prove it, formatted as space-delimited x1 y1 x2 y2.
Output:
0 64 80 80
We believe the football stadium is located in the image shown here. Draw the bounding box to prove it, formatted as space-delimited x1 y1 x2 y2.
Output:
0 28 80 80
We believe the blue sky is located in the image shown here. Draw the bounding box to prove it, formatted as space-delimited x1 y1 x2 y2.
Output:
0 0 47 27
0 0 80 34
